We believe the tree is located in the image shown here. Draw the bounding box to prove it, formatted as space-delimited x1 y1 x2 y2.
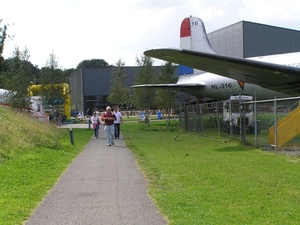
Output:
76 59 110 68
107 58 130 107
40 51 68 110
2 47 34 111
2 58 41 86
0 19 7 68
0 19 8 86
133 54 156 111
155 62 178 124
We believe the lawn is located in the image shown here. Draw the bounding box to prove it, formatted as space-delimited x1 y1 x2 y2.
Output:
1 106 300 224
0 106 93 225
0 128 92 225
122 121 300 224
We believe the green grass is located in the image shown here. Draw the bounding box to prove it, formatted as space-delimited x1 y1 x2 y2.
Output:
0 107 92 225
1 107 300 224
122 121 300 225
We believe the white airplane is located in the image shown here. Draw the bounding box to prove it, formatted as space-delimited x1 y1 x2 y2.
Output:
132 16 300 100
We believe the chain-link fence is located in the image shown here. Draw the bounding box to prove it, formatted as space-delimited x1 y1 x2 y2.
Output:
179 96 300 151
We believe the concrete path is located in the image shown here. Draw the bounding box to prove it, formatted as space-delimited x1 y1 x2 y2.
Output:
25 124 167 225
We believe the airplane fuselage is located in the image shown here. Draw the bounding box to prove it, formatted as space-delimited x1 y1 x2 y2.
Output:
178 51 300 100
177 73 288 100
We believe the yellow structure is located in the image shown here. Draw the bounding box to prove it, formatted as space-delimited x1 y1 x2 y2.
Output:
29 83 70 118
268 102 300 147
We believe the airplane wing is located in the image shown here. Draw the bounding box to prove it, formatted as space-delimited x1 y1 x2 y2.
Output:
144 48 300 95
131 83 205 89
131 83 206 99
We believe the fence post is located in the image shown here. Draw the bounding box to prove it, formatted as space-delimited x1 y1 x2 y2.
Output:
193 105 196 133
274 98 277 151
199 104 204 136
184 105 189 132
254 91 258 148
216 102 221 137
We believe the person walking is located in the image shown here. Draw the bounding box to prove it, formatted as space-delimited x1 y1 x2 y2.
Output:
86 107 92 118
101 106 116 146
91 111 100 139
113 106 122 139
53 109 60 125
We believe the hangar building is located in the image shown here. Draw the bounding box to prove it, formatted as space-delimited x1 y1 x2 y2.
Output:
207 20 300 58
70 20 300 113
69 66 176 114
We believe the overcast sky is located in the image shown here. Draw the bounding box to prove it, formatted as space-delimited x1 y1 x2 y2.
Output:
2 0 300 69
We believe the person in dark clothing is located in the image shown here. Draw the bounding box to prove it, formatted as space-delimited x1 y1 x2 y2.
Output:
54 109 60 125
86 107 92 117
113 106 122 139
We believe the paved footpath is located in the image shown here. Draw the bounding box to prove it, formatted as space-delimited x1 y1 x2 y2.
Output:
25 124 167 225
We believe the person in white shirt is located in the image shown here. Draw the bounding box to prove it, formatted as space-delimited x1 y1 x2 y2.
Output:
113 107 122 139
77 110 84 121
91 111 100 138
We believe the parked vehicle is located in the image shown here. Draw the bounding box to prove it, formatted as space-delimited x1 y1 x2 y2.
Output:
222 95 260 134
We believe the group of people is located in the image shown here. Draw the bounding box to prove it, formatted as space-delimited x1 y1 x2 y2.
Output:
90 106 122 146
53 109 66 126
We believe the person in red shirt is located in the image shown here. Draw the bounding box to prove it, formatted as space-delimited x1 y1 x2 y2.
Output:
101 106 116 146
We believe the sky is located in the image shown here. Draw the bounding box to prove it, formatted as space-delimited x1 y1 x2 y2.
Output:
2 0 300 69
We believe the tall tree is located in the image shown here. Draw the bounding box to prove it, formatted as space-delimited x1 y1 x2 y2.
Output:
3 47 34 111
107 58 130 107
2 58 41 86
0 19 7 67
133 54 156 110
76 59 110 68
155 62 178 124
40 51 67 110
0 19 8 86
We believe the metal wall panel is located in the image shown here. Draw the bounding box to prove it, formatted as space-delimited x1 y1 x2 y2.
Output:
243 21 300 58
208 21 244 58
83 67 113 95
69 69 83 112
208 20 300 59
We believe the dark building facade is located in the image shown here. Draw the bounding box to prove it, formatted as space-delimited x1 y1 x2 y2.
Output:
69 66 179 113
70 21 300 114
207 21 300 58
